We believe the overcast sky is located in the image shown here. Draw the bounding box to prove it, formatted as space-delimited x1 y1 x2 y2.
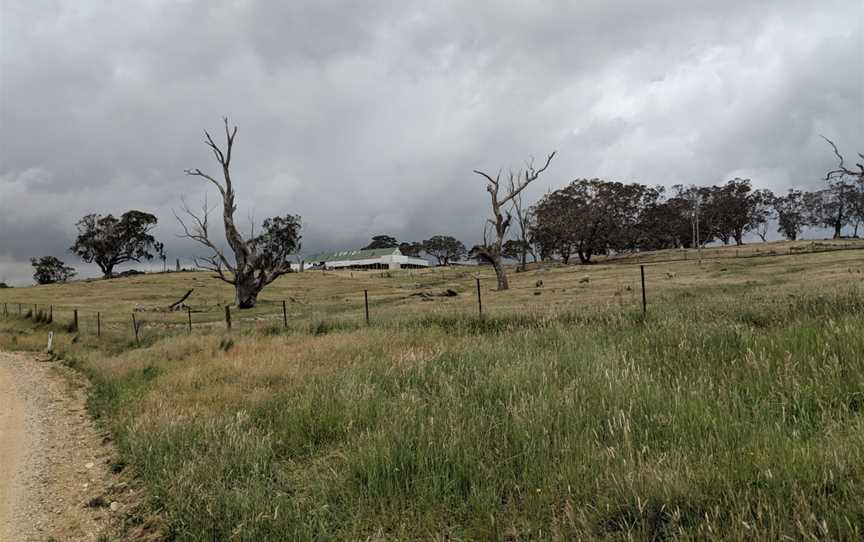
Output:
1 0 862 285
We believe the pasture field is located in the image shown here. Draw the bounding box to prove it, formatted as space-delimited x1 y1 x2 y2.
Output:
1 239 863 540
1 238 862 337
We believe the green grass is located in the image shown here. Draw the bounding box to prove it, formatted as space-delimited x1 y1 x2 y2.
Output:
3 281 862 540
2 248 863 540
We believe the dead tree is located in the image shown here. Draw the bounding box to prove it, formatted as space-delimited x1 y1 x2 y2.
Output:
511 189 536 271
822 136 864 237
178 118 302 308
473 152 555 290
823 136 864 183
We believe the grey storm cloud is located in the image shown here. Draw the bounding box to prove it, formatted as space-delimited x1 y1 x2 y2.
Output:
1 0 862 284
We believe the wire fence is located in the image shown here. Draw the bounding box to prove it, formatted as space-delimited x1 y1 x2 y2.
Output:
2 240 862 346
602 239 864 267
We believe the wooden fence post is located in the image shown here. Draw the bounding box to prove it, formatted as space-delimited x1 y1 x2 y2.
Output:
225 306 232 330
282 300 288 328
73 309 78 332
132 314 139 344
364 290 370 325
97 312 101 337
640 265 647 316
18 303 22 315
49 305 53 323
476 278 483 316
187 307 192 334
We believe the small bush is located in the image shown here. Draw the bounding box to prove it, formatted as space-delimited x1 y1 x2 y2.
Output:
218 337 235 352
308 319 361 336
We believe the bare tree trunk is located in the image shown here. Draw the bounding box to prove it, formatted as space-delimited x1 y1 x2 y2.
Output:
491 257 509 290
235 280 259 309
473 152 555 291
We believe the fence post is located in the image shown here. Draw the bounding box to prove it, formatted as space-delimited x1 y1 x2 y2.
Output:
225 306 232 331
282 300 288 328
3 303 7 317
97 312 101 337
640 265 647 316
73 309 78 332
132 314 139 344
476 277 483 316
187 307 192 334
49 305 53 323
364 290 370 325
18 303 21 315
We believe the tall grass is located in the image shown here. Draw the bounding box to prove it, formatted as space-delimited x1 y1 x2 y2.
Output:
3 285 863 540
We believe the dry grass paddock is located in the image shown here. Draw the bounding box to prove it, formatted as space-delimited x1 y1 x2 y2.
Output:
1 238 862 339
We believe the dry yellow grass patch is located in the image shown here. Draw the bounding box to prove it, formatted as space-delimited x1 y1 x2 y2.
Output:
1 238 861 338
100 326 468 432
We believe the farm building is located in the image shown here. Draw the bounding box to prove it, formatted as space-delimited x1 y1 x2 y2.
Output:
301 248 429 270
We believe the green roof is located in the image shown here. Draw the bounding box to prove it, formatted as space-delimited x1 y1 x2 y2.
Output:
305 248 400 262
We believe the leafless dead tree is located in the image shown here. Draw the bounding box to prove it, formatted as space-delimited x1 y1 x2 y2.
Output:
511 188 536 271
823 136 864 182
822 136 864 236
473 152 555 290
177 118 302 308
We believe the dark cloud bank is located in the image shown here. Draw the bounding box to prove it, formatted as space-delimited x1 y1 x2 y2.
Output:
1 0 862 284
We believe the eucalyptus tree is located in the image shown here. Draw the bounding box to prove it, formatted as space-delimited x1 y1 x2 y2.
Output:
70 210 159 278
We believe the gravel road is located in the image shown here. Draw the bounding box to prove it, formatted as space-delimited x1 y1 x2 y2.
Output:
0 350 126 541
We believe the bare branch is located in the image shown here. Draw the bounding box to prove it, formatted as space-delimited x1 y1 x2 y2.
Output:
223 117 238 166
174 197 234 274
473 169 499 186
184 168 226 196
204 130 226 165
821 135 863 181
500 151 556 207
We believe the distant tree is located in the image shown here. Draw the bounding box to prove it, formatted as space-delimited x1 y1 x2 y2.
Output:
804 187 854 239
823 137 864 237
178 118 302 308
534 179 658 264
422 235 466 266
773 189 807 241
474 152 555 289
155 241 167 272
398 241 424 257
510 189 535 270
0 282 9 289
704 178 753 246
531 189 578 263
674 185 716 248
501 239 532 262
468 244 493 265
30 256 76 285
364 235 399 249
637 194 693 250
749 188 776 242
70 210 159 279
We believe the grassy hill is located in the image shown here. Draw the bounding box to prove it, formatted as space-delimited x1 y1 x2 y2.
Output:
1 239 863 540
